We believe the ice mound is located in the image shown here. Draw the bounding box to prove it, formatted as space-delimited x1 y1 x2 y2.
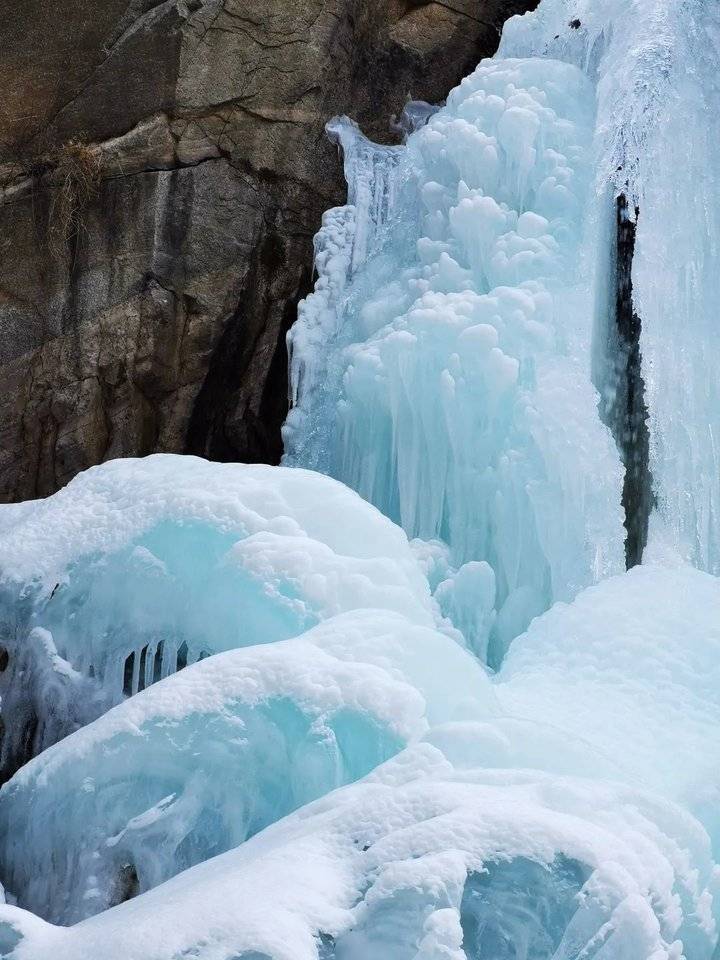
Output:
0 611 490 924
1 738 715 960
284 55 626 655
496 561 720 812
0 456 435 777
3 560 720 958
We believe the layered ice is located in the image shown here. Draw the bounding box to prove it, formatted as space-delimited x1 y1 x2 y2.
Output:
0 611 490 924
0 456 435 776
285 55 626 653
2 714 717 960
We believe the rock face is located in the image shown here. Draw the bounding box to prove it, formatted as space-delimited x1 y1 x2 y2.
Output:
0 0 536 501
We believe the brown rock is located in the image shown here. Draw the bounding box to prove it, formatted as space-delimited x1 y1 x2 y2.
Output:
0 0 537 501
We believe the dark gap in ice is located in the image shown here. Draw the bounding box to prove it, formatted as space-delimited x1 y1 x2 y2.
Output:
614 194 654 568
598 193 654 568
20 710 38 767
109 863 140 909
123 652 135 697
0 648 8 672
137 645 148 693
176 641 189 672
152 641 164 684
460 856 588 960
316 933 336 958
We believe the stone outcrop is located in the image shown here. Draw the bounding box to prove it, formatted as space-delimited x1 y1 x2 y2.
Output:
0 0 536 501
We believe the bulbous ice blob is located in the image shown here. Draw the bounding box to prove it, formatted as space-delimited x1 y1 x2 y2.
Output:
0 611 492 925
2 737 715 960
284 56 626 661
0 456 435 777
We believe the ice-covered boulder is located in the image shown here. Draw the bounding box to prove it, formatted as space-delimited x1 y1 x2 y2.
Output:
0 456 435 777
0 611 491 924
2 558 720 957
0 736 715 960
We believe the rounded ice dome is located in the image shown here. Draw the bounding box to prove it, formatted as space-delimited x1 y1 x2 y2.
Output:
0 456 436 779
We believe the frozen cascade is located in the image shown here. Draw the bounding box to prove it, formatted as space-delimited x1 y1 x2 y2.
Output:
284 53 627 658
284 117 414 476
2 1 720 959
499 0 720 571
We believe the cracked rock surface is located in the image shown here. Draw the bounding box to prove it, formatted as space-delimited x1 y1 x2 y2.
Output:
0 0 536 500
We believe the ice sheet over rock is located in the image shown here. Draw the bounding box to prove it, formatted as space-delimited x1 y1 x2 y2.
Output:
501 0 720 574
0 456 435 776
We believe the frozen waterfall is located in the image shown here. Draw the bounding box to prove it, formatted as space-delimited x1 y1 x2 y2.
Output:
1 1 720 959
284 35 630 658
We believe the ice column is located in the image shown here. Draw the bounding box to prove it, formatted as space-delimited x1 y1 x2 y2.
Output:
284 57 626 657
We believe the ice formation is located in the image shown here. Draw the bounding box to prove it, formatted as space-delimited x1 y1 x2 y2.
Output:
284 48 627 649
0 611 489 924
3 560 720 959
0 456 434 778
2 0 720 958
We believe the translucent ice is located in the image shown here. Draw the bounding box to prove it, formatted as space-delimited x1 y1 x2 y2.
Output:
0 610 490 924
3 725 717 960
3 0 720 957
285 57 626 652
0 456 435 775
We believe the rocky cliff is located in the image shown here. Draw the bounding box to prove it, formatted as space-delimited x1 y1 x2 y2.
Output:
0 0 536 501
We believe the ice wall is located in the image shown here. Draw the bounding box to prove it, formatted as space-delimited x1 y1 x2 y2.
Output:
501 0 720 571
285 56 627 659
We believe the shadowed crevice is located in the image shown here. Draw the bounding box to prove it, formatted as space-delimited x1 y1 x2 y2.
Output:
614 194 653 567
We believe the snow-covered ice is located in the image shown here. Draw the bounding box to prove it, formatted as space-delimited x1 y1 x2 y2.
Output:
0 610 490 924
2 460 720 959
0 456 435 777
3 0 720 957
